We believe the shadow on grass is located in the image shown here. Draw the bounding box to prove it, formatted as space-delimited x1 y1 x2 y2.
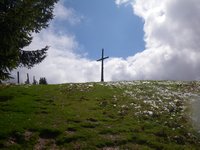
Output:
67 127 77 132
81 123 97 129
0 95 13 102
56 135 85 145
39 129 61 139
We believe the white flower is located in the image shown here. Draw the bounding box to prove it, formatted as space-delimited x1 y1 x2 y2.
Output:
121 105 126 108
148 111 153 116
88 84 93 87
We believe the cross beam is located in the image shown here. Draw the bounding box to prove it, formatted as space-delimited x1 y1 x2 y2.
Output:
97 49 109 82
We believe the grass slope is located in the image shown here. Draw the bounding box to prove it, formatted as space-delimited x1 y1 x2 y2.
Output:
0 81 200 149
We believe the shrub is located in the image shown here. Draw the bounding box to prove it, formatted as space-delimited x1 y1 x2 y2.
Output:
39 77 47 85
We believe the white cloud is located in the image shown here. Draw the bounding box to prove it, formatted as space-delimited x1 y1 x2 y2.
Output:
115 0 133 6
11 0 200 84
54 1 83 25
111 0 200 81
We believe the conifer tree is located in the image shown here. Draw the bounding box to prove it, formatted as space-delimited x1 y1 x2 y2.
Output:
0 0 58 81
39 77 47 85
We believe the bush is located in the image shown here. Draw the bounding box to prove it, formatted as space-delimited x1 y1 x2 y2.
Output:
39 77 47 85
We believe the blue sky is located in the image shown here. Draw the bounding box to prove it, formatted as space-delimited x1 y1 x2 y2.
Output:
55 0 145 59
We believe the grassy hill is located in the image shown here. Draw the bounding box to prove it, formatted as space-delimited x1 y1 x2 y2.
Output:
0 81 200 149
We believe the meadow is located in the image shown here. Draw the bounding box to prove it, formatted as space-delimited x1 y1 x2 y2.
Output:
0 81 200 149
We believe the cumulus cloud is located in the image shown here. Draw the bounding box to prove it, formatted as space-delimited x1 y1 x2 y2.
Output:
111 0 200 81
10 0 200 84
54 1 83 25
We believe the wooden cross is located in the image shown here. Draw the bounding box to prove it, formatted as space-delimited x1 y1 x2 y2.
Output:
97 49 109 82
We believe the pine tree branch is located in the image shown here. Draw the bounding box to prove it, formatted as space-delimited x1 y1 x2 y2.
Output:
19 46 49 68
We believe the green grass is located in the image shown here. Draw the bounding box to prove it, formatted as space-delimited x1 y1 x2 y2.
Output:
0 81 200 149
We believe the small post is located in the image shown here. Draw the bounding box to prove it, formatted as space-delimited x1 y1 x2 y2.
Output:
17 71 20 84
97 49 109 82
26 73 30 84
33 76 37 85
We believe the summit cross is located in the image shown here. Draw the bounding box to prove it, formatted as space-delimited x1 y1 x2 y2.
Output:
97 49 109 82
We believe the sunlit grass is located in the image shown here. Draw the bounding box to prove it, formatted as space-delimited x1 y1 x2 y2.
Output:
0 81 200 149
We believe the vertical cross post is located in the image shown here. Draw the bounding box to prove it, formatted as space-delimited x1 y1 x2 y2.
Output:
97 49 109 82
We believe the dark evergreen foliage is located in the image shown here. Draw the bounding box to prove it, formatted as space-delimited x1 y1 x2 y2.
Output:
39 77 47 85
0 0 58 81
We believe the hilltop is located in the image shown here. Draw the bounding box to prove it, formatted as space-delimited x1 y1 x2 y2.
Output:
0 81 200 149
